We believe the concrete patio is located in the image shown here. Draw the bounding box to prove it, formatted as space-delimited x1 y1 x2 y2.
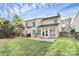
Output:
27 37 56 42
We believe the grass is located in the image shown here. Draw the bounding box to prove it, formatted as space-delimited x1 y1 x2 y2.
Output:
0 37 79 56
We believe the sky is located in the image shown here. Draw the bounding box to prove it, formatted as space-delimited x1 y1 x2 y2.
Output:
0 3 79 21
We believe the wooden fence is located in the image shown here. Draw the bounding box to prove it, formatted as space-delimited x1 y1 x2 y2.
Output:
59 32 71 38
59 32 79 40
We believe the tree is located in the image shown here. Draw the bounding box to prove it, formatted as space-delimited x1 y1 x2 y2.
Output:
12 14 22 27
0 19 15 37
12 14 24 36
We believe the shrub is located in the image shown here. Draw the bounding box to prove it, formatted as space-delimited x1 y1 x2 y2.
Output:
0 20 15 37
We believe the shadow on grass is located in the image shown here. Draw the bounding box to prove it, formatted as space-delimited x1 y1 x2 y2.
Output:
45 37 79 56
45 38 63 56
72 39 79 56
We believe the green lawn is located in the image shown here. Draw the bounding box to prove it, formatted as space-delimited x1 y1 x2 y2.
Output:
0 37 79 56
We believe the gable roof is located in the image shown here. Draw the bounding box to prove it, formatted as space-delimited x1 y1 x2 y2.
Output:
71 11 79 24
24 18 43 22
24 13 61 22
44 15 60 20
41 15 60 22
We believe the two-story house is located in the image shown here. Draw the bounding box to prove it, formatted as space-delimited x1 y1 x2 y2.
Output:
24 13 62 39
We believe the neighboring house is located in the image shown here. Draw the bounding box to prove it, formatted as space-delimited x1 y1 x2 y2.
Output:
24 13 62 39
61 17 72 32
67 11 79 39
71 11 79 32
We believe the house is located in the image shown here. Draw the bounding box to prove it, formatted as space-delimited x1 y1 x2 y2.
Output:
24 13 62 39
61 17 72 32
71 11 79 32
66 11 79 39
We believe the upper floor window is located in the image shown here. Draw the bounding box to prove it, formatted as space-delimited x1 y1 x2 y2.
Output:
25 23 28 28
32 22 36 27
54 20 57 23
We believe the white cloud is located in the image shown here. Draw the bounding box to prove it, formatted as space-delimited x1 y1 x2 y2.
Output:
0 3 78 20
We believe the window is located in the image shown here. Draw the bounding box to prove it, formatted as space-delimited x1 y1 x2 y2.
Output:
32 22 36 27
32 30 36 35
42 29 48 36
39 30 41 35
46 30 48 36
42 30 44 36
52 30 55 36
37 30 41 35
25 23 28 28
50 29 55 36
50 29 52 36
54 20 57 23
37 30 38 35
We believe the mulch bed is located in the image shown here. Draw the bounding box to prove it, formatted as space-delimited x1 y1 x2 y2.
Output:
0 36 16 39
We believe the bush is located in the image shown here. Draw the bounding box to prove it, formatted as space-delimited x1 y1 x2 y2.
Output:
0 20 15 37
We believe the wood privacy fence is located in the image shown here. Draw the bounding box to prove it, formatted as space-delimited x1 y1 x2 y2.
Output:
59 32 79 39
59 32 71 38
